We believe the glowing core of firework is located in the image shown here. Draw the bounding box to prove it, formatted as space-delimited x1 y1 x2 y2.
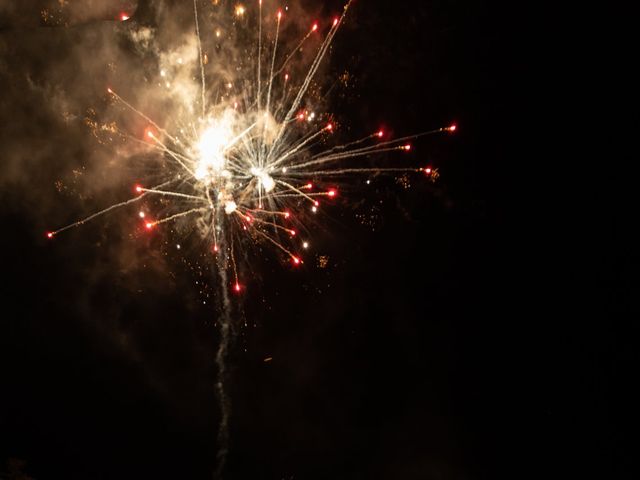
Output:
195 114 235 181
250 167 275 193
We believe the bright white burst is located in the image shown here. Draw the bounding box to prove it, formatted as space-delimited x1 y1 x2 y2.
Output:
48 0 455 291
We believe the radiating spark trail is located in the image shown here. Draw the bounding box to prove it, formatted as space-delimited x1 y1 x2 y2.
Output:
49 180 175 237
193 0 206 118
264 10 281 124
150 207 209 226
257 0 263 110
267 4 351 161
272 21 318 79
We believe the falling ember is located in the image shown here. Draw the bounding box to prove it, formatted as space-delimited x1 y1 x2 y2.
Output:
312 23 318 32
377 130 384 138
424 167 432 174
119 13 130 21
327 189 337 197
234 283 241 292
404 144 412 151
134 185 143 193
145 222 154 230
448 124 457 132
46 232 54 239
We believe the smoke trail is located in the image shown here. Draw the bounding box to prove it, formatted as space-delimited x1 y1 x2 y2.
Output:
213 249 233 479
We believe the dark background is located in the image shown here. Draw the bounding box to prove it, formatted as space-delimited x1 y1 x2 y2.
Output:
0 1 626 479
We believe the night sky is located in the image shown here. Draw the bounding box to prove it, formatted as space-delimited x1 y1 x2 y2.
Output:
0 1 625 479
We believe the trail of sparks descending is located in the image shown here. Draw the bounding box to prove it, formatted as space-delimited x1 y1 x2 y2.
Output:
48 0 455 289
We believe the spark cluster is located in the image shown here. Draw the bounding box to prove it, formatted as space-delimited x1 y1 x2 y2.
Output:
48 0 455 292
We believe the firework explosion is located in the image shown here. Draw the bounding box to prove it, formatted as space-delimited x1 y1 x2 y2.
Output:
42 2 454 476
47 0 455 290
